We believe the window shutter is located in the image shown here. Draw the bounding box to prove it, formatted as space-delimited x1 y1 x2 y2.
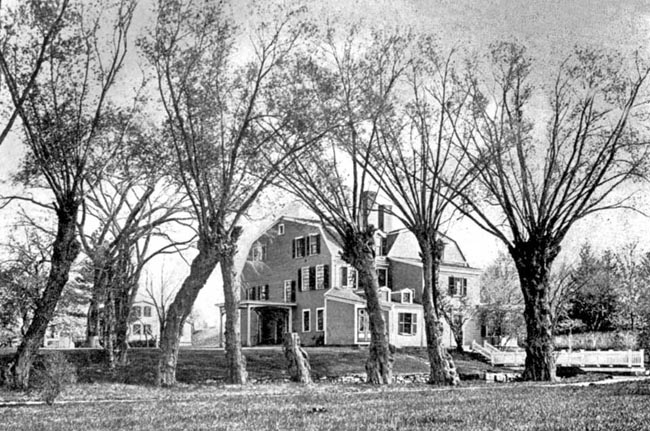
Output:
316 235 321 254
309 266 316 290
291 280 297 301
292 239 296 258
306 236 311 256
302 266 310 291
324 264 330 289
297 268 302 291
462 279 467 296
448 277 455 295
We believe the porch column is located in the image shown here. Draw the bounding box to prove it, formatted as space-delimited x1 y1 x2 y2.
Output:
288 307 293 332
246 305 251 347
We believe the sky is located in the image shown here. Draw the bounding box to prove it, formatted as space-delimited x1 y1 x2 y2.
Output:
2 0 650 323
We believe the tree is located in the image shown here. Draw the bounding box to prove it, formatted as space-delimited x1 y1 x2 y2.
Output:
144 0 319 385
612 242 646 330
0 0 70 145
142 267 181 344
568 244 619 332
451 42 649 381
279 26 411 384
78 131 190 366
365 37 475 384
0 0 137 388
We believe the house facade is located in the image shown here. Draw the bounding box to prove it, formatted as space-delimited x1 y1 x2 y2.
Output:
128 301 192 346
227 213 483 349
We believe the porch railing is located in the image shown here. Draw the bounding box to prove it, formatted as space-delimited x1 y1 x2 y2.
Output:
471 340 645 370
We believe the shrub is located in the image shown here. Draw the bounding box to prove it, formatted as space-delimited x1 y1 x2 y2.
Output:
31 352 77 405
553 331 638 350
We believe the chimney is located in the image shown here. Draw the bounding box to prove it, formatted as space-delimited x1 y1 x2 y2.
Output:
378 204 392 232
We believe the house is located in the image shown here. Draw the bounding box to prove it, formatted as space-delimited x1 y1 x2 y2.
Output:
128 301 192 346
225 211 483 349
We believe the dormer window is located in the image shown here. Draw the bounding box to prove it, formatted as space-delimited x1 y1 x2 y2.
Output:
278 224 285 235
401 289 413 304
378 287 390 302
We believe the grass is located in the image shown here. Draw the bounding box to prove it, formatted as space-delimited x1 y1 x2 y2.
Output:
1 380 650 430
0 347 502 385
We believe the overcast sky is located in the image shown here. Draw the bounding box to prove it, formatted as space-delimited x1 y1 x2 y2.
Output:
2 0 650 283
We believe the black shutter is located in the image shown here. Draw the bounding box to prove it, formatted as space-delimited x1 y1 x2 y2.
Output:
316 235 321 254
297 268 302 291
291 280 296 301
292 239 296 258
448 277 455 295
462 279 467 296
324 264 330 289
309 266 316 290
306 236 311 256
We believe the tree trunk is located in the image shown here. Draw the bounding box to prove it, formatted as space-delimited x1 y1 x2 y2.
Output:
221 250 247 384
512 243 558 382
11 203 80 389
283 332 311 384
103 288 116 369
156 241 219 386
420 240 459 386
356 255 393 384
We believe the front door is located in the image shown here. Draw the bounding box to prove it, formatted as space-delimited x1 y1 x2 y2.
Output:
357 308 370 343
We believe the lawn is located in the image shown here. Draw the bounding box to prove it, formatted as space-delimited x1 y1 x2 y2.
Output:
0 346 502 385
1 380 650 430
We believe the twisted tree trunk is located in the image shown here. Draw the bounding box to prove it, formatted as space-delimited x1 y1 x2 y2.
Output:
342 226 392 384
420 238 459 386
11 201 80 389
512 242 558 382
156 239 220 386
221 245 247 384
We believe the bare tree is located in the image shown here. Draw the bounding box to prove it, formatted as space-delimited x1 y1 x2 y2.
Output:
143 0 320 385
142 267 181 344
452 42 649 381
279 26 412 384
0 0 70 145
364 37 476 384
0 0 137 388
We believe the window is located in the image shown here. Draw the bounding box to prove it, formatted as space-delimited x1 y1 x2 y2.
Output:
301 266 310 291
251 243 267 261
284 280 296 302
358 309 368 333
377 268 388 287
340 266 348 288
308 234 321 255
133 324 142 335
401 289 413 304
143 306 152 317
132 306 141 318
398 313 417 335
315 264 330 290
379 287 390 302
278 224 285 235
448 277 468 296
143 324 152 335
302 309 311 332
260 285 269 300
316 308 324 331
453 314 464 328
376 237 388 256
292 237 306 258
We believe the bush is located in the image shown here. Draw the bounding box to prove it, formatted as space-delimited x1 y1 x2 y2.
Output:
31 352 77 405
129 339 157 348
554 331 638 350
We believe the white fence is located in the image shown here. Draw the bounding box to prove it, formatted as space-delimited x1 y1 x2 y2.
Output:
472 341 645 371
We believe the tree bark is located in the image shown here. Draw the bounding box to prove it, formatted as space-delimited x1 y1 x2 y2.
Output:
342 226 392 384
221 249 247 384
283 332 311 384
11 202 80 389
156 240 220 386
420 238 459 386
512 242 558 382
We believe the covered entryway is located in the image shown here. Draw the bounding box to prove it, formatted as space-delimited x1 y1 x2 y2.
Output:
257 307 289 345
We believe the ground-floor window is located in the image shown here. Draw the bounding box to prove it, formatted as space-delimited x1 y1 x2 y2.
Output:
398 313 417 335
133 324 142 335
316 308 324 331
302 309 311 332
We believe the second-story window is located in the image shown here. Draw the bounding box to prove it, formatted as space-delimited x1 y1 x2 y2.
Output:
340 266 348 288
284 280 296 302
308 234 321 255
143 306 152 317
278 224 285 235
377 268 388 288
448 276 467 296
132 306 141 318
292 237 306 258
251 243 266 261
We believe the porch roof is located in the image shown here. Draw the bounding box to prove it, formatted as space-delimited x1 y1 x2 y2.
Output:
216 300 297 310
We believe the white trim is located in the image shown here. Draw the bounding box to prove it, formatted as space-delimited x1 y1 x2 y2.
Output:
283 280 293 302
302 309 311 332
323 299 328 344
316 307 324 332
301 266 310 291
278 223 285 235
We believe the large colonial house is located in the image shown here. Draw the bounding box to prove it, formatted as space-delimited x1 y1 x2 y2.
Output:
128 301 192 346
225 207 484 349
